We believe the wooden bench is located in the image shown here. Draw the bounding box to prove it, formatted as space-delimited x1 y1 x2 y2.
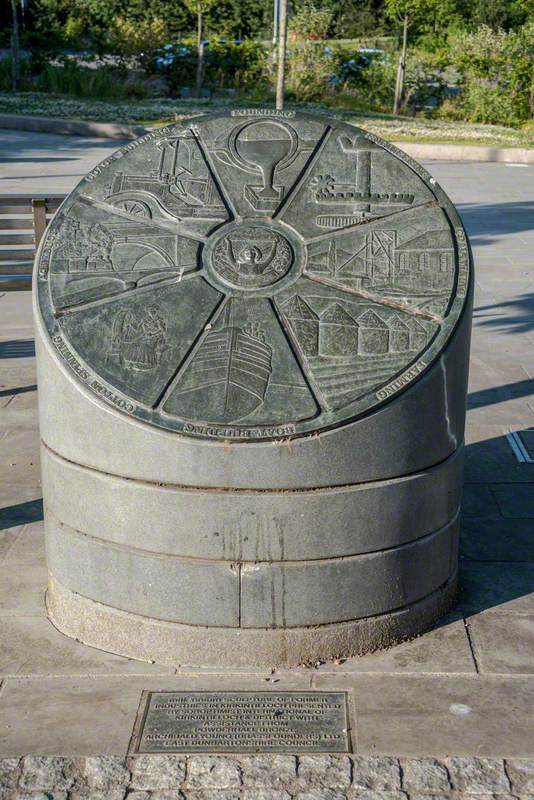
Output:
0 196 65 291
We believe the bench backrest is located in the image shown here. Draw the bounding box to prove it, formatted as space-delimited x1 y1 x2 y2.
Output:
0 196 65 291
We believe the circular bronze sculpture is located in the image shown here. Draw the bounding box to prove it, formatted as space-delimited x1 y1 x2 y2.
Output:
35 111 472 667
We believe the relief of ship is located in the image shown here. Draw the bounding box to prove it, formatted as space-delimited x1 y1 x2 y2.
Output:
169 311 273 423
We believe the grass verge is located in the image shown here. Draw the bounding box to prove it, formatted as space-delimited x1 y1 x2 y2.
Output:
0 93 532 149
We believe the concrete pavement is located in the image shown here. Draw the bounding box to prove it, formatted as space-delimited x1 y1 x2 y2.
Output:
0 130 130 195
1 129 534 194
1 132 534 775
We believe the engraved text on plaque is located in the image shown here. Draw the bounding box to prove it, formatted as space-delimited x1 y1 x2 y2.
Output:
133 691 350 753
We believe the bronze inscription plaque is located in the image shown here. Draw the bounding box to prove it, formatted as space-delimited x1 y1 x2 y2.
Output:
36 109 471 440
133 691 349 753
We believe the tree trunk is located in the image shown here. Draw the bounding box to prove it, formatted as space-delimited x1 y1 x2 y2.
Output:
195 11 204 98
276 0 288 110
273 0 279 45
10 0 20 93
393 14 408 115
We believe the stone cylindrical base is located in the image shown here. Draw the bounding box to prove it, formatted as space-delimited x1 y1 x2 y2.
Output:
46 571 458 668
42 442 461 640
36 298 467 665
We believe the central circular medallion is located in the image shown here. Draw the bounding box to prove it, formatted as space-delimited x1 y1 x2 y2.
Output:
211 224 294 289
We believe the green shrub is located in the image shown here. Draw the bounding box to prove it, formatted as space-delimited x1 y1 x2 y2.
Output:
111 17 169 57
0 58 14 92
283 42 334 101
205 40 268 90
442 23 534 125
447 24 508 80
0 57 33 92
152 40 269 94
289 3 333 38
401 50 448 114
35 59 152 100
332 49 397 111
442 83 521 125
507 22 534 121
353 58 397 111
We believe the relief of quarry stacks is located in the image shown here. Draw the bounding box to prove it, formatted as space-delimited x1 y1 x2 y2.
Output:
282 295 428 360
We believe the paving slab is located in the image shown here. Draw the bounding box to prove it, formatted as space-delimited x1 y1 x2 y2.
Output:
312 673 534 757
0 484 42 515
0 614 180 677
0 525 23 560
460 517 534 563
467 612 534 674
460 562 534 615
0 431 41 510
1 390 39 430
0 562 47 617
460 485 501 519
3 522 45 566
0 674 313 757
493 484 534 518
464 433 534 484
313 612 476 675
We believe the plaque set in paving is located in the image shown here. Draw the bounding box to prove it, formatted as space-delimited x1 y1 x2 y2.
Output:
131 692 350 754
35 110 473 668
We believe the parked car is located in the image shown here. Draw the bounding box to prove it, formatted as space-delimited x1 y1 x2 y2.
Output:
331 47 388 86
140 43 195 72
141 40 243 72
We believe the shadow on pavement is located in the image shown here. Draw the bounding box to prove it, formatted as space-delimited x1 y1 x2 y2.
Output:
466 293 534 407
0 339 36 359
452 430 534 619
458 200 534 245
0 384 37 398
474 293 534 335
468 378 534 408
0 498 43 530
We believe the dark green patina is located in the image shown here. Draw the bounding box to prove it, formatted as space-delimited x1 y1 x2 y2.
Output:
36 110 471 441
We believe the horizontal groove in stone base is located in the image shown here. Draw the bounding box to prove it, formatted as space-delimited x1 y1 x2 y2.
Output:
41 443 463 561
46 572 458 668
45 514 458 627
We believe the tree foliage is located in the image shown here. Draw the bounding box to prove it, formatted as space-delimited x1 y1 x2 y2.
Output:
385 0 462 38
4 0 532 54
1 0 533 128
443 22 534 123
18 0 271 53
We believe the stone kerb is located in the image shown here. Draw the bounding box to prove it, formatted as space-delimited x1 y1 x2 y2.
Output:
1 755 532 798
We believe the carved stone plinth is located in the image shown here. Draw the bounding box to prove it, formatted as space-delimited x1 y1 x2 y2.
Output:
34 110 472 667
